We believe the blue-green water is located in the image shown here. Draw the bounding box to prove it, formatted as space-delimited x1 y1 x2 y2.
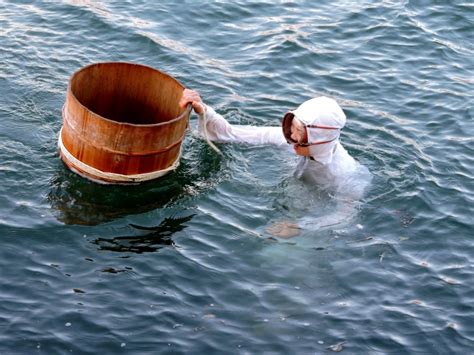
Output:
1 0 473 353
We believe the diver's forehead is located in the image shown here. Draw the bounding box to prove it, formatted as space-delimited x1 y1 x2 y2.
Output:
292 117 305 129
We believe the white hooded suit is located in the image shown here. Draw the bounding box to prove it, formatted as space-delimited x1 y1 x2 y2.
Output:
199 97 371 230
198 97 371 229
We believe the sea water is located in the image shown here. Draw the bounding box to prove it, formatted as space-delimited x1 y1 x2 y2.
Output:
0 0 472 353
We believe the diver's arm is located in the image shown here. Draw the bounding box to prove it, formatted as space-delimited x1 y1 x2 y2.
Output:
266 198 360 238
180 88 287 146
266 164 371 238
298 176 369 232
198 105 287 146
300 199 360 230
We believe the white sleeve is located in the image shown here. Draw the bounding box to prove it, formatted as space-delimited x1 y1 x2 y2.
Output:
198 104 287 146
298 199 359 231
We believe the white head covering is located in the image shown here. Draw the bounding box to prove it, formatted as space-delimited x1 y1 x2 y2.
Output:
291 96 346 164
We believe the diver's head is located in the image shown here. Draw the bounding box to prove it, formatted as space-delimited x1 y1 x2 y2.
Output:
282 96 346 163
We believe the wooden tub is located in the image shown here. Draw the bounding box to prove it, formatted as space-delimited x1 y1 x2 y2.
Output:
58 62 190 184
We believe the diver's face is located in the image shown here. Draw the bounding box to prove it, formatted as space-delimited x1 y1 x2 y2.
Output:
293 144 310 156
290 118 306 143
290 118 311 156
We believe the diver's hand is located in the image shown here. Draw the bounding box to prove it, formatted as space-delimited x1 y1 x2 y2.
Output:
265 221 301 238
180 89 205 115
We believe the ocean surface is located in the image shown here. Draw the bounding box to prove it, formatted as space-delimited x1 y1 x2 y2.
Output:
1 0 473 353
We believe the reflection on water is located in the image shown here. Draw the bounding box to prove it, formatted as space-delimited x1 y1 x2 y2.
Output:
48 141 224 225
92 214 194 253
47 167 185 225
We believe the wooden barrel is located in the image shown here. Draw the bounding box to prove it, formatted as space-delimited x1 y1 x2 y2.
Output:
58 62 191 184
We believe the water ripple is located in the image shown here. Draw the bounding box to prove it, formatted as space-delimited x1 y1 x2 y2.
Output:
1 0 473 353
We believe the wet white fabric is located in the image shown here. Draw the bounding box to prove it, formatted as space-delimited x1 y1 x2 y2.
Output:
197 97 371 230
198 105 287 146
291 96 345 164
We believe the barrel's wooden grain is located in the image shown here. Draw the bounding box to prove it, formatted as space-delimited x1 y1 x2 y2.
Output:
58 62 190 184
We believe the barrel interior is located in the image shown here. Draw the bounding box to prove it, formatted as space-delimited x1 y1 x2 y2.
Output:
70 63 185 125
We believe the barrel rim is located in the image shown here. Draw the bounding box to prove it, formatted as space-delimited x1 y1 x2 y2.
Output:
67 61 191 128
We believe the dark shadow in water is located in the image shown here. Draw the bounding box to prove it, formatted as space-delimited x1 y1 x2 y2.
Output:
48 167 185 225
48 140 224 225
92 214 194 253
